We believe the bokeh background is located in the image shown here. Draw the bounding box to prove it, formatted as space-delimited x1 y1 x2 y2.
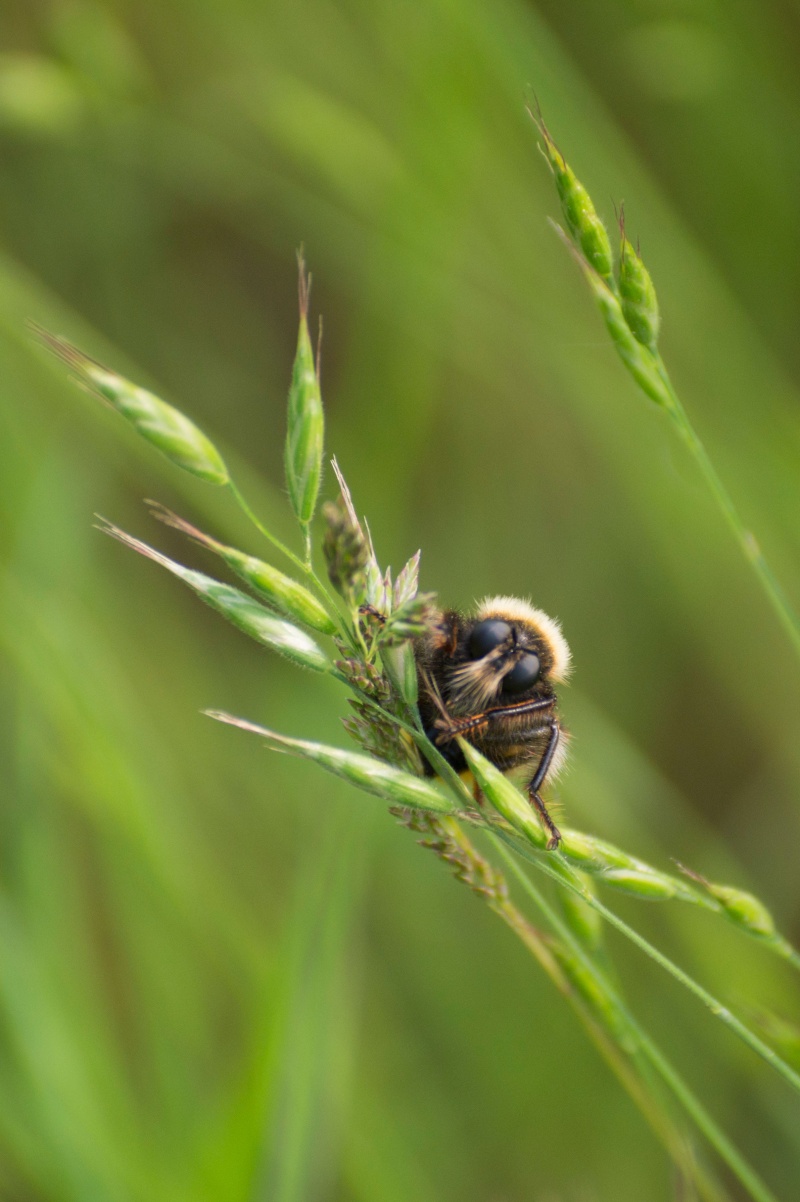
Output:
2 1 800 1199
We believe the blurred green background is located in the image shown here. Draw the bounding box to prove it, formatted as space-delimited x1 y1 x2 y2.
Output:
2 1 800 1198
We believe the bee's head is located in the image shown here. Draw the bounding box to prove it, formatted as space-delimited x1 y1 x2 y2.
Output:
446 595 571 711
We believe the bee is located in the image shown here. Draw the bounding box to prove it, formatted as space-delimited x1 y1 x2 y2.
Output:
415 596 571 849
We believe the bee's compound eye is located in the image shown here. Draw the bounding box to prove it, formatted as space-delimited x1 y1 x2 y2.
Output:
468 619 512 659
502 653 540 694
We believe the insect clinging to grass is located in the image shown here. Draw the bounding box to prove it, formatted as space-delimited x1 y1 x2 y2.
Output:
413 595 571 849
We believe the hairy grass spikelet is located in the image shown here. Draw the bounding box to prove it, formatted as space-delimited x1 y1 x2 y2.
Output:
552 228 671 409
531 107 614 287
562 833 699 902
380 592 437 645
34 328 229 484
601 868 678 900
147 502 336 634
322 503 368 603
381 642 420 709
710 885 776 938
285 253 324 529
205 712 455 813
458 739 548 850
97 520 331 672
677 864 777 939
618 211 660 349
395 810 511 904
535 111 800 689
393 550 420 607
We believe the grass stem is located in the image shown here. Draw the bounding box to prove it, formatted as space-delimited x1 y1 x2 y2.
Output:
493 839 781 1202
653 357 800 663
498 830 800 1099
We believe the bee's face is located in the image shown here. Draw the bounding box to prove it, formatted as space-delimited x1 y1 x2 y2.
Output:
418 595 571 718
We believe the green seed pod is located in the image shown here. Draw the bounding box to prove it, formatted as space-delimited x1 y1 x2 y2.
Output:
35 329 228 484
205 712 455 813
457 740 547 850
208 548 335 635
558 828 600 865
98 520 331 672
285 255 324 527
707 885 776 939
601 868 678 901
619 235 660 349
566 243 672 409
676 862 779 936
537 121 613 285
148 503 336 634
574 835 633 870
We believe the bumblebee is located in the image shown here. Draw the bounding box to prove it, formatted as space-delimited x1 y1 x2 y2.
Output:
415 596 571 849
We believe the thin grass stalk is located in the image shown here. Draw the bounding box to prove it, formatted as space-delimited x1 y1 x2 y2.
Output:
650 357 800 662
458 741 800 1095
496 825 800 1098
488 902 726 1200
492 839 781 1202
407 814 730 1202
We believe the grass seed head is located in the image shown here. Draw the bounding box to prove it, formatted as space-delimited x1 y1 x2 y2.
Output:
381 591 437 644
553 230 671 409
618 216 660 349
98 519 331 672
334 655 392 702
35 328 229 484
322 458 370 604
148 502 336 634
676 863 777 937
322 498 369 604
709 885 776 938
458 739 548 850
205 712 454 813
409 812 510 905
601 867 678 900
394 550 420 607
343 700 422 772
285 252 325 527
532 109 614 286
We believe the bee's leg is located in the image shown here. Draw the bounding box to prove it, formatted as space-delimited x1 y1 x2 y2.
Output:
435 695 555 742
528 788 561 852
527 720 562 851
